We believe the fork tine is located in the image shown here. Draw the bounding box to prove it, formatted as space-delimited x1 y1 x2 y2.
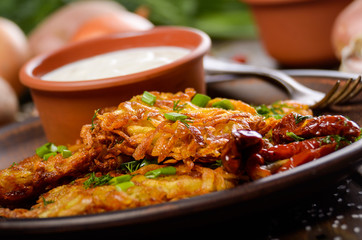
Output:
328 77 356 105
311 80 341 109
339 75 362 103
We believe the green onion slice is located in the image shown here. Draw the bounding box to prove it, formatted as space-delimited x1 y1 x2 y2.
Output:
115 181 135 192
141 91 157 106
61 149 72 158
212 99 235 110
109 174 133 185
49 143 58 153
36 142 72 160
286 132 305 141
57 145 67 153
43 152 57 161
164 112 189 122
36 143 51 158
145 166 177 179
191 93 211 107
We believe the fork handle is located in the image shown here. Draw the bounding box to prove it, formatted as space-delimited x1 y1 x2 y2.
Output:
282 69 359 80
203 57 320 97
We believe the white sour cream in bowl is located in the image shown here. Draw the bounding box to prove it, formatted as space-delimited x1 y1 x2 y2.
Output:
41 46 191 81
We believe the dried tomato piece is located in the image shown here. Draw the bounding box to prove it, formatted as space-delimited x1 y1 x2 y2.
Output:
272 113 360 144
221 129 263 173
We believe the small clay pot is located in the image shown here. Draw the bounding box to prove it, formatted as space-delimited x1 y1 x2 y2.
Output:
20 26 211 145
242 0 352 67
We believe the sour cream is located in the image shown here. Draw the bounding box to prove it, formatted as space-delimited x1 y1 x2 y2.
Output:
41 46 190 81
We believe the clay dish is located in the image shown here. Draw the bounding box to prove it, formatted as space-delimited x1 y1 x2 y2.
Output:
20 26 211 145
242 0 352 67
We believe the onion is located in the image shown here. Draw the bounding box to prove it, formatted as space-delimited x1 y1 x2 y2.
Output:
331 0 362 59
0 76 18 125
70 12 153 42
0 17 30 96
28 0 129 56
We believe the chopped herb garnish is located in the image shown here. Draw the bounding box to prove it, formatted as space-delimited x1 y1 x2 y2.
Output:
212 99 234 110
115 181 134 192
83 172 113 189
90 108 101 130
210 159 223 169
121 158 157 173
254 103 284 119
164 112 193 128
191 93 211 107
61 149 72 158
141 91 157 106
121 161 141 173
41 196 55 206
56 145 67 153
36 142 72 160
322 135 352 150
49 143 58 153
286 132 305 141
43 152 57 161
108 174 133 185
145 166 177 179
9 162 17 169
172 100 186 112
164 112 188 121
36 143 51 158
294 114 312 124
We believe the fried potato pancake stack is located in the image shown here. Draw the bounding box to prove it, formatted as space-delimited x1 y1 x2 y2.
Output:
0 88 360 218
81 88 266 167
0 163 238 218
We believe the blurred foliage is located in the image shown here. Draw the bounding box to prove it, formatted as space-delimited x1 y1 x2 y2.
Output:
0 0 256 39
0 0 72 34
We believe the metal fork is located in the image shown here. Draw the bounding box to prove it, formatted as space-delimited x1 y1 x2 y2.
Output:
204 56 362 109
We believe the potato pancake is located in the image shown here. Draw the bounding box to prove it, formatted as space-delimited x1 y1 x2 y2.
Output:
0 89 360 217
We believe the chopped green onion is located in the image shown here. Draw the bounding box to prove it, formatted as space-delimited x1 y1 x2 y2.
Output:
61 149 72 158
145 166 177 179
36 143 51 158
141 91 157 106
36 142 72 160
164 112 189 122
164 112 193 128
57 145 67 153
43 152 57 161
286 132 305 141
49 143 58 153
294 114 312 124
191 93 211 107
115 181 134 192
108 174 133 185
212 99 235 110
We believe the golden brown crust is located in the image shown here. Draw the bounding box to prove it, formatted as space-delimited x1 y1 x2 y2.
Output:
0 145 88 208
83 89 263 165
0 164 238 218
1 88 358 218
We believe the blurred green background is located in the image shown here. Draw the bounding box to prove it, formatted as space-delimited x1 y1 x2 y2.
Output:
0 0 256 39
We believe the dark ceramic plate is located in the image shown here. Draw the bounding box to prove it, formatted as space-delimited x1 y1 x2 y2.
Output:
0 75 361 236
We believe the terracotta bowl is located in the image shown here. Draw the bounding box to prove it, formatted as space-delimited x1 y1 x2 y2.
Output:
242 0 352 67
20 26 211 145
